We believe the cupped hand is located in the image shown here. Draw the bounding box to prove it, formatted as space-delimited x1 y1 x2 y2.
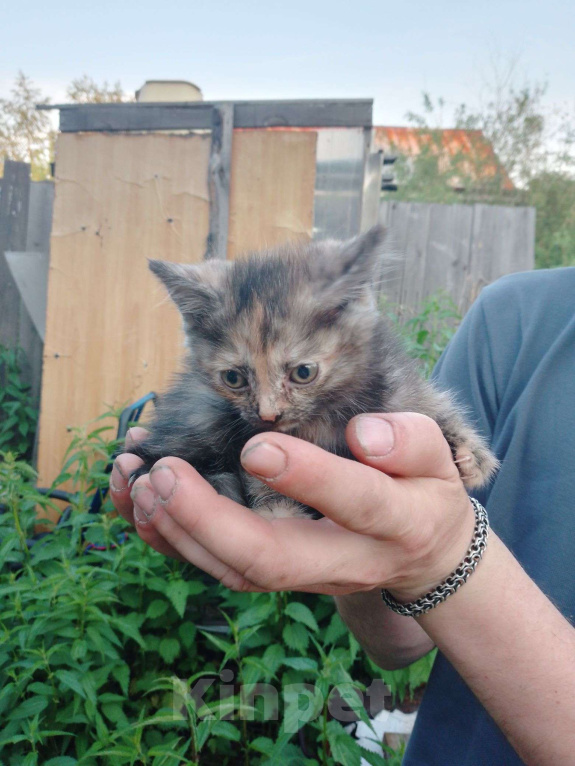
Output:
110 413 475 599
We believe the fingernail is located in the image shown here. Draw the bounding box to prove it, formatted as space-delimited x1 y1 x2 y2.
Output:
131 485 157 524
241 441 287 480
150 464 176 501
357 416 395 457
110 462 127 493
125 428 136 447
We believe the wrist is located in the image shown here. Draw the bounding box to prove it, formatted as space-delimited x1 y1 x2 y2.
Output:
335 587 383 609
386 495 478 604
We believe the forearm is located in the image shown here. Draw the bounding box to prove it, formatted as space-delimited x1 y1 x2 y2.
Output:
416 532 575 766
335 589 435 670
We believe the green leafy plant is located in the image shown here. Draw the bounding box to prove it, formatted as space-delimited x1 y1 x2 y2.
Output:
0 437 422 765
0 290 461 766
383 292 461 378
0 345 38 460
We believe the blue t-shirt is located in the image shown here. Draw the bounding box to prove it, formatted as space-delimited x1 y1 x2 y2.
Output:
404 267 575 765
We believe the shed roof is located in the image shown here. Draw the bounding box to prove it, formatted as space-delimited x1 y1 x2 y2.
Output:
374 126 514 191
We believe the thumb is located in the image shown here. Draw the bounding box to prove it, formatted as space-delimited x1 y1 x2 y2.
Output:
346 412 459 483
238 412 460 539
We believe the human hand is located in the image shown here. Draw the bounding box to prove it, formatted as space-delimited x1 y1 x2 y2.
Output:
110 413 475 599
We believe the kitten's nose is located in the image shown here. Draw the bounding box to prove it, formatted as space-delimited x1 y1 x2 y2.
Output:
258 410 282 423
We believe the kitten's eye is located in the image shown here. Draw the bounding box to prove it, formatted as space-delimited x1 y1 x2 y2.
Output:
289 363 319 385
221 370 248 390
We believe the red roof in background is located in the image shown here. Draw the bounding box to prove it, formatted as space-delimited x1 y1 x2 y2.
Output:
374 126 514 191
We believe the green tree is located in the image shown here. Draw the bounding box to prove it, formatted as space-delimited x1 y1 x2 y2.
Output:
389 68 575 268
454 82 548 189
66 74 133 104
0 71 53 180
529 172 575 268
0 73 133 180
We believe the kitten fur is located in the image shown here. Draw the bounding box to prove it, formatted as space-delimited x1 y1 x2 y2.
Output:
128 225 497 519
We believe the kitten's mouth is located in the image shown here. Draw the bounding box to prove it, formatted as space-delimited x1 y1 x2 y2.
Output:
252 420 296 434
272 422 296 433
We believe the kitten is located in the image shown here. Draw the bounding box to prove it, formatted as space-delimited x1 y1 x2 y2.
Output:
127 225 497 519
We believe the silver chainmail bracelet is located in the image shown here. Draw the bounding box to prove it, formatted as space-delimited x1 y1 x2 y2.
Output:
381 497 489 618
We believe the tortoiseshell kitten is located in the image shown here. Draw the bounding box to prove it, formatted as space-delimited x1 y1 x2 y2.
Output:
128 226 497 519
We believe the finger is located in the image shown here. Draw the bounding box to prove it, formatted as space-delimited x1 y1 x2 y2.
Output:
142 460 394 590
131 475 266 590
239 432 416 538
113 471 183 560
144 460 286 578
345 412 459 482
110 453 145 524
110 427 152 523
125 426 149 447
136 521 188 562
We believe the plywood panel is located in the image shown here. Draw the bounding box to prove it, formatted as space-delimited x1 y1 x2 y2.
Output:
37 132 211 487
227 129 317 258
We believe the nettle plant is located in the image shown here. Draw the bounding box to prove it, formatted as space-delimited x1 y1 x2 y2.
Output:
0 346 38 461
382 292 461 379
0 444 427 766
0 297 451 765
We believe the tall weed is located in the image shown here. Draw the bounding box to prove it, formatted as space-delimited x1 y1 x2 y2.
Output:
0 346 38 461
0 295 459 764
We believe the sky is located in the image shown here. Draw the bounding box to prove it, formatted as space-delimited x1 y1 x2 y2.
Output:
0 0 573 126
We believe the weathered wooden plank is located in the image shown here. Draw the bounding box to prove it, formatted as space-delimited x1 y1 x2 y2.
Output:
205 104 234 259
463 204 490 307
50 99 373 133
227 130 317 258
492 204 535 277
26 180 54 252
16 298 43 406
399 203 432 312
0 161 43 422
378 200 392 228
424 203 474 308
0 160 30 253
378 200 535 316
377 200 404 307
521 207 536 271
0 160 31 348
37 132 211 487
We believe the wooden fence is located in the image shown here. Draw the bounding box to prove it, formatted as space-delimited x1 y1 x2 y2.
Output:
378 200 535 316
0 161 54 405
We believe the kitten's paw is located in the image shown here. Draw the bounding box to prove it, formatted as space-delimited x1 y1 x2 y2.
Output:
244 474 318 519
454 441 499 489
252 499 313 520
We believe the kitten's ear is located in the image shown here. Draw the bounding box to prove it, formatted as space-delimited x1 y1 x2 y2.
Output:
148 259 230 319
314 225 387 303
